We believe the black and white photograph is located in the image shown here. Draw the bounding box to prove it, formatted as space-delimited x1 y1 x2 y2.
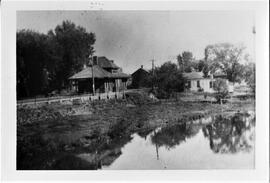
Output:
16 10 257 170
1 0 269 182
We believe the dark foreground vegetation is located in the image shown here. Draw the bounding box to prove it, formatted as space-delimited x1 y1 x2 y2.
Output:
17 92 255 170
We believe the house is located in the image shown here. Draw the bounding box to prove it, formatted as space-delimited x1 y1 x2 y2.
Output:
183 71 233 93
131 65 150 89
183 72 215 93
69 56 130 94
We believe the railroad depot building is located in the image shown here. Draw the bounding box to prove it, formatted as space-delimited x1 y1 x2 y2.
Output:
69 56 130 94
183 71 233 93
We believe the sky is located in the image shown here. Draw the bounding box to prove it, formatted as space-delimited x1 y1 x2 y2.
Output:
17 11 255 74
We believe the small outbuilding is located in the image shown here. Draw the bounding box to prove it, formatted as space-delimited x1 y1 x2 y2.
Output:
131 65 150 89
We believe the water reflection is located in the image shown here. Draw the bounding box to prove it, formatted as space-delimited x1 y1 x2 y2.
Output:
203 112 255 154
51 136 132 170
151 123 200 149
101 112 255 169
52 112 255 169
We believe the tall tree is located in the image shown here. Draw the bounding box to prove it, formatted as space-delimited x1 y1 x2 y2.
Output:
17 30 51 98
49 20 96 89
17 21 96 98
177 51 194 72
204 43 245 83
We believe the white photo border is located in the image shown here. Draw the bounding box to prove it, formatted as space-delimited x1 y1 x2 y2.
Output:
1 0 269 181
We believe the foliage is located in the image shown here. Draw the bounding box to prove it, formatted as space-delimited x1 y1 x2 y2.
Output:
17 21 96 98
213 78 229 103
197 59 210 77
49 20 96 88
152 62 185 99
17 30 51 97
204 43 246 83
177 51 195 72
243 62 255 92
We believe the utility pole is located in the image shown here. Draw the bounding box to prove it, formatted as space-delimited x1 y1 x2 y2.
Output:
151 59 155 90
90 54 95 96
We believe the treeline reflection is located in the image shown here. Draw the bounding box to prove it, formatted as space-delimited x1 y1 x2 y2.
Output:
150 112 255 154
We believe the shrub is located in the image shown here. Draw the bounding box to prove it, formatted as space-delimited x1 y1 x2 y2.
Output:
151 62 185 99
213 78 229 104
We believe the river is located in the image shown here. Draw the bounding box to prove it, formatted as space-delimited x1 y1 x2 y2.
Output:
75 111 255 169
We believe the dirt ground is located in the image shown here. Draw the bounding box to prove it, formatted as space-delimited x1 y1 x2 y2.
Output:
17 96 255 169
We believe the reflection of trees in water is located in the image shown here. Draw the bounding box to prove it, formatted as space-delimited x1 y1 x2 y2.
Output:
202 113 255 154
137 128 154 139
97 135 132 166
51 135 132 170
151 123 201 149
51 154 102 170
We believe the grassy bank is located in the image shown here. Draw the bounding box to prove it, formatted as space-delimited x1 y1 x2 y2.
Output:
17 96 255 169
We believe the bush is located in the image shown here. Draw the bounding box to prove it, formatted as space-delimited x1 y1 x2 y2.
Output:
152 62 186 99
213 78 229 103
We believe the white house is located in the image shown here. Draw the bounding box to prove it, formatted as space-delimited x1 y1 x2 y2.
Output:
183 72 233 93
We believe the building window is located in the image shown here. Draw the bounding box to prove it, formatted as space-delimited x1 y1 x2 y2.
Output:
197 80 200 87
210 81 213 88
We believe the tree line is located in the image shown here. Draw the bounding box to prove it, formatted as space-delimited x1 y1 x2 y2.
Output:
139 44 255 98
176 44 255 87
17 20 96 99
17 20 255 99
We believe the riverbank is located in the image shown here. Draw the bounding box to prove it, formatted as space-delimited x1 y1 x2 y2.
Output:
17 97 255 169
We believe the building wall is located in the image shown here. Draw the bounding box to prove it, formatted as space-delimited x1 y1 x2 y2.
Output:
71 78 128 94
187 78 234 93
131 68 150 89
188 79 215 93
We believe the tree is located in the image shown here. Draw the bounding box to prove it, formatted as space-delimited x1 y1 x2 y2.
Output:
48 20 96 89
177 51 194 72
153 62 185 99
197 59 210 77
17 30 51 98
204 43 246 84
17 21 96 98
213 78 229 103
243 62 255 92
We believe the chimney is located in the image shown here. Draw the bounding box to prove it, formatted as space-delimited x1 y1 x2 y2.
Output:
141 65 143 69
110 60 114 63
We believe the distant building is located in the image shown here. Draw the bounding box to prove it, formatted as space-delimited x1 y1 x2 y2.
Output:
69 56 130 94
131 65 150 89
183 71 233 93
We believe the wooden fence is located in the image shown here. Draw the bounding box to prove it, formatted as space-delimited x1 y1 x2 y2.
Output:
17 91 125 106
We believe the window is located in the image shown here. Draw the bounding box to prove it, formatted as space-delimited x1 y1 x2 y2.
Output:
210 81 213 88
197 80 200 87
